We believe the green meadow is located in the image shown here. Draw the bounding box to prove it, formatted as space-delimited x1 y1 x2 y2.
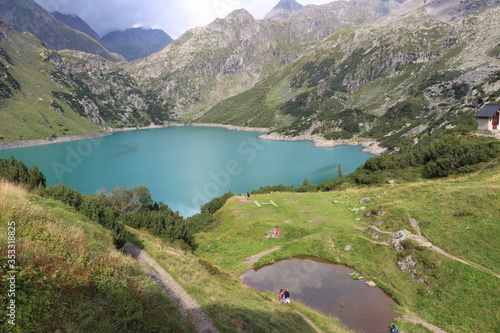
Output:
1 159 499 332
187 168 500 332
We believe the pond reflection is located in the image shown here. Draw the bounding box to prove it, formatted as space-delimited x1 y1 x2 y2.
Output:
240 256 397 333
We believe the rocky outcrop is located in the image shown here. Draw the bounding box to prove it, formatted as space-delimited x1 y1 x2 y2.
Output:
397 254 418 278
40 50 70 76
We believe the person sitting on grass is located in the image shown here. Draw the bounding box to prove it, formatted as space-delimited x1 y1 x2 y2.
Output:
279 289 284 302
390 324 399 333
283 288 291 303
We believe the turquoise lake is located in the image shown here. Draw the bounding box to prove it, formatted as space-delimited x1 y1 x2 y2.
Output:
0 126 373 216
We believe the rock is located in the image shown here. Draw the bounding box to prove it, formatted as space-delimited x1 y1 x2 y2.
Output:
397 254 418 278
344 245 352 251
377 210 387 216
360 206 366 210
365 281 377 287
393 239 404 252
359 198 371 204
355 218 361 221
387 180 395 184
365 211 372 217
350 208 360 212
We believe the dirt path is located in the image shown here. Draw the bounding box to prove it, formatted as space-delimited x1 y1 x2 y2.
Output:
242 246 281 267
123 242 218 333
359 224 500 279
401 315 448 333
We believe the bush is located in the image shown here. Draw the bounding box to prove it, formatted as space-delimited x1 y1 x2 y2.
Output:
200 191 233 215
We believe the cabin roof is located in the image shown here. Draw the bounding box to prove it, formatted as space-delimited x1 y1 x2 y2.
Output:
476 104 500 118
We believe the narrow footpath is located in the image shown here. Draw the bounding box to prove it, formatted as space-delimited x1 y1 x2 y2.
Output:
123 242 218 333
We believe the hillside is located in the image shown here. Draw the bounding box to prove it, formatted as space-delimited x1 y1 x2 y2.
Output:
0 0 119 61
200 4 500 148
193 160 500 332
51 11 101 42
1 155 497 332
0 0 498 152
0 20 170 143
0 180 194 332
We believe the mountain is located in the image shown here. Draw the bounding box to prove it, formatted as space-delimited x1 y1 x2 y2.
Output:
51 11 101 42
1 0 499 148
0 0 119 61
197 0 500 147
101 28 174 62
264 0 304 21
0 19 169 143
126 1 398 120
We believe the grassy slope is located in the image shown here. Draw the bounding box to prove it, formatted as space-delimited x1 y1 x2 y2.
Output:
0 181 193 332
192 165 500 332
129 227 352 333
0 30 101 143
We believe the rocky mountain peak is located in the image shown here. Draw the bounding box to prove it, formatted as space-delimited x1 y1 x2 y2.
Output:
51 11 101 42
224 8 256 23
265 0 304 21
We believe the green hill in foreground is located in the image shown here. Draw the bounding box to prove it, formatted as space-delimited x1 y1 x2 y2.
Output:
188 165 500 332
0 180 193 332
0 158 499 332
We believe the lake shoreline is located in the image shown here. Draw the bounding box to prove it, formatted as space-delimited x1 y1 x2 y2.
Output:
0 122 387 155
259 132 388 155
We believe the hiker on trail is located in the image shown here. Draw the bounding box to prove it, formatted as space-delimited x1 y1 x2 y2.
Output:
275 227 281 237
279 289 284 302
283 288 290 303
246 192 250 198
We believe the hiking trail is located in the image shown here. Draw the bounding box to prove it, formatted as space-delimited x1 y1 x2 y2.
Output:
124 242 218 333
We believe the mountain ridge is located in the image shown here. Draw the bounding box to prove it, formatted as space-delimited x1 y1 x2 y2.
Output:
101 27 173 62
0 0 120 60
0 0 499 148
51 11 101 41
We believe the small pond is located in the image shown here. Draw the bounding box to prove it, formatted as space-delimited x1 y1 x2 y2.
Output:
240 256 397 333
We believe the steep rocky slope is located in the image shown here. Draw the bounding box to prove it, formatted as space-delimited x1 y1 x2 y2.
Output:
0 20 163 142
51 11 101 42
126 0 399 119
200 2 500 148
0 0 119 61
1 0 499 147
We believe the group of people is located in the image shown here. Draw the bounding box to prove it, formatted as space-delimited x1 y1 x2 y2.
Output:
278 288 290 303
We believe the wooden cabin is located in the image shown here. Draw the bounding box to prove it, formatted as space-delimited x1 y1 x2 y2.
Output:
476 104 500 131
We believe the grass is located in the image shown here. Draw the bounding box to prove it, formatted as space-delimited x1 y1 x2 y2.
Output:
0 31 101 143
128 227 353 333
192 166 500 332
0 163 498 332
0 180 194 332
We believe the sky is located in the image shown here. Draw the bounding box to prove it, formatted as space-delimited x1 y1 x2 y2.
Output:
34 0 333 38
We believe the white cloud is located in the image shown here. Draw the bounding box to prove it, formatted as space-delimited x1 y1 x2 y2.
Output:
34 0 333 38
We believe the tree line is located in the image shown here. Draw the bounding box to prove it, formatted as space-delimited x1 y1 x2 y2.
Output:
0 156 223 249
